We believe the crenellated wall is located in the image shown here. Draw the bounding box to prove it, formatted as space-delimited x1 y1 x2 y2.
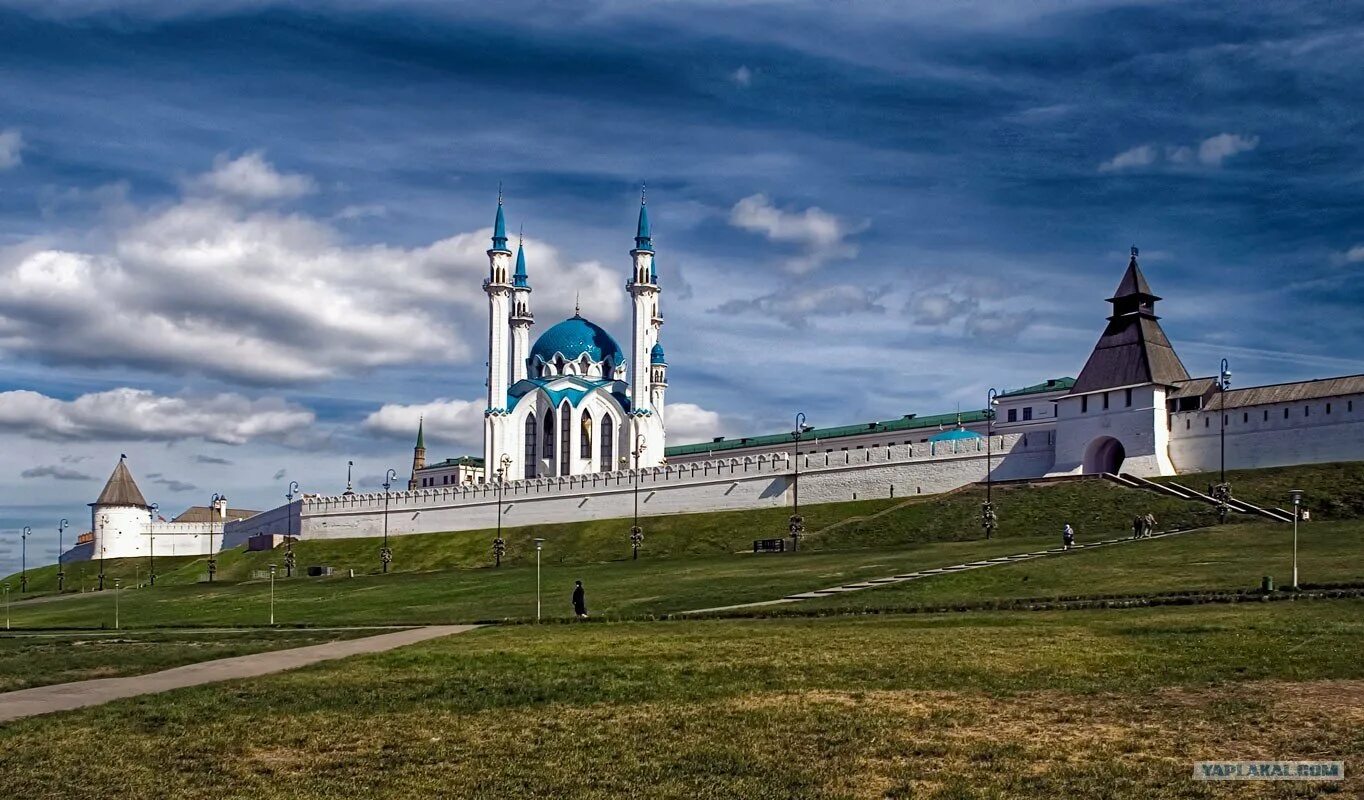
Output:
225 433 1056 542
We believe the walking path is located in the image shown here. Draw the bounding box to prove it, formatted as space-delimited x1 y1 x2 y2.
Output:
680 527 1199 615
0 624 478 723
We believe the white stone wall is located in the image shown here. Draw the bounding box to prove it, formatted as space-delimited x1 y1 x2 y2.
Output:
225 433 1055 543
1052 384 1174 476
90 508 240 559
1168 392 1364 473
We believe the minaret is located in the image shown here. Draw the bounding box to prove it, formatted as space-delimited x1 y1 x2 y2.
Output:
408 416 426 490
484 192 515 473
649 341 668 428
509 230 534 383
627 188 660 418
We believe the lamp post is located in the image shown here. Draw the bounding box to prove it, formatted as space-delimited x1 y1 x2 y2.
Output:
788 413 813 551
628 436 646 559
285 481 299 578
533 537 545 622
147 503 159 586
381 469 396 573
208 492 221 582
113 578 121 630
57 519 68 593
3 583 9 630
269 564 277 624
1289 489 1303 590
98 514 108 591
1213 358 1233 523
982 389 999 540
20 526 30 593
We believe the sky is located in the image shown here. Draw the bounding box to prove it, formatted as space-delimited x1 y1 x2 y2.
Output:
1 0 1363 575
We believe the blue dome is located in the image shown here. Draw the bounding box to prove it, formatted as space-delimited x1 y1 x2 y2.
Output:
929 426 982 443
530 316 626 367
650 342 666 364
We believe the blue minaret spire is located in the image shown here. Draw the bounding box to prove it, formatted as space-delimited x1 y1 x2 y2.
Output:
490 184 511 254
513 226 530 288
633 183 653 253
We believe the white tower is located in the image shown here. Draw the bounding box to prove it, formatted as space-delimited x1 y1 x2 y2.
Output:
509 233 534 384
628 193 660 415
649 341 668 429
89 455 151 561
483 195 514 474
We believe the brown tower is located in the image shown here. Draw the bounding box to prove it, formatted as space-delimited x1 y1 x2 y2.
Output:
408 417 426 490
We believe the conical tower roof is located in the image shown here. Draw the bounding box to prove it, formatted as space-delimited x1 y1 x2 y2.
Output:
91 456 149 508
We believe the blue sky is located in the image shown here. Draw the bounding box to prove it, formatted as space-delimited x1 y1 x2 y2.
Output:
1 1 1362 573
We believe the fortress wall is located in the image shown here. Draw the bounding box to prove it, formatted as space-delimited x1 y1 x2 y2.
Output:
1169 393 1364 474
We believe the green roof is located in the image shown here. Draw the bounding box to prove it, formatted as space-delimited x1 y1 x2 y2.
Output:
426 456 484 469
664 410 989 458
997 377 1074 398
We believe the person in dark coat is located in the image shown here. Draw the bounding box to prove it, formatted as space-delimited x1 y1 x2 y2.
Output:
572 580 588 619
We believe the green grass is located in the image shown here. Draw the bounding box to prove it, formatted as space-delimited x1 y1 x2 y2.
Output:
0 628 378 692
1 601 1361 798
794 519 1364 614
1155 460 1364 519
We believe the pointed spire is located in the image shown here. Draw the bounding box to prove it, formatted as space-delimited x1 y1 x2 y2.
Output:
490 188 510 253
513 227 530 287
633 184 653 253
415 416 425 450
93 457 149 508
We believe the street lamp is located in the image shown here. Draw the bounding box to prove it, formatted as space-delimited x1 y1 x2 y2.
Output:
98 514 108 591
982 389 999 540
533 537 546 622
495 455 512 564
1289 489 1303 590
20 526 30 593
628 435 647 559
285 481 299 578
1213 358 1233 523
381 469 397 573
57 519 68 593
268 563 277 625
113 578 122 630
147 503 159 586
789 413 813 551
3 583 9 630
208 492 222 582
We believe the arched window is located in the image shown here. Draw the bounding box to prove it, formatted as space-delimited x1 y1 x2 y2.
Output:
580 409 593 459
560 404 571 474
542 410 555 462
524 413 537 479
600 414 615 472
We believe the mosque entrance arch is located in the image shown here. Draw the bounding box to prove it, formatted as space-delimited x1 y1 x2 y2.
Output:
1083 436 1126 475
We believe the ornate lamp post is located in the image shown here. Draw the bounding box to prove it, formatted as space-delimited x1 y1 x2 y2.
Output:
1213 358 1233 523
494 455 512 562
285 481 299 577
982 389 999 540
381 469 396 573
20 526 30 593
492 534 506 567
788 413 813 551
533 537 546 622
268 564 277 624
3 583 8 629
146 503 159 586
628 435 647 559
1289 489 1303 589
207 492 222 582
98 514 108 591
113 578 122 629
57 519 68 593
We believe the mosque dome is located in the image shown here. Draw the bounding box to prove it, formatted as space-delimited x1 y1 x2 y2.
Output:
929 426 983 443
530 315 626 368
650 342 666 364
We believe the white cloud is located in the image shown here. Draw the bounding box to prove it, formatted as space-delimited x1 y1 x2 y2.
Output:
713 283 884 327
1345 245 1364 263
731 65 753 87
0 155 621 386
0 129 22 170
910 292 977 325
729 193 864 274
665 402 730 445
362 398 484 451
20 464 94 481
1098 144 1157 173
190 151 314 201
0 388 315 445
1197 133 1259 166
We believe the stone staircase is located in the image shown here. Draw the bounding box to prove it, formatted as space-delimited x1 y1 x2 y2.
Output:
1105 472 1294 523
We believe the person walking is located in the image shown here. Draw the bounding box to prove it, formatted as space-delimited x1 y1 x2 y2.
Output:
1143 512 1157 538
1063 523 1075 550
572 580 588 619
1132 515 1144 540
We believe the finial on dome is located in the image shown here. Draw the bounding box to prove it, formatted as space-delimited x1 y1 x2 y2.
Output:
574 292 581 316
641 182 647 206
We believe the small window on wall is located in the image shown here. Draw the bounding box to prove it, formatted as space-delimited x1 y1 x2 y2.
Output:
1023 407 1033 421
1284 408 1289 419
1125 388 1133 407
1243 413 1248 423
1007 409 1018 423
1185 419 1190 430
1327 403 1332 414
1351 401 1355 412
1103 393 1110 410
1081 396 1089 413
1205 417 1210 428
1304 406 1310 417
1264 410 1269 421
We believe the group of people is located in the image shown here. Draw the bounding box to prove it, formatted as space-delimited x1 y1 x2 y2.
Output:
1131 512 1158 539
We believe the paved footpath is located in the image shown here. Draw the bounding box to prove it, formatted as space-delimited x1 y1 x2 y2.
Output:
0 624 478 724
681 528 1197 615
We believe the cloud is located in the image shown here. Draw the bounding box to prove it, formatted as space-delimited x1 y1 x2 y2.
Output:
146 473 198 493
362 398 484 451
729 194 864 274
1103 134 1258 172
1197 133 1259 166
194 454 233 465
664 403 731 445
713 283 885 327
1098 144 1157 173
272 468 287 480
0 388 315 445
20 465 94 481
910 292 978 325
1345 245 1364 263
731 65 753 87
906 284 1035 340
0 155 620 387
0 129 22 170
189 151 315 201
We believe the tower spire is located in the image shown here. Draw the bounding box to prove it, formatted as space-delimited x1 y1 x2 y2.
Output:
633 184 653 253
513 226 529 288
490 189 510 254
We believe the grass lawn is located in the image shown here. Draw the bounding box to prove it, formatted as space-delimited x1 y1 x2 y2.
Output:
3 536 1059 628
0 601 1360 798
0 629 378 692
